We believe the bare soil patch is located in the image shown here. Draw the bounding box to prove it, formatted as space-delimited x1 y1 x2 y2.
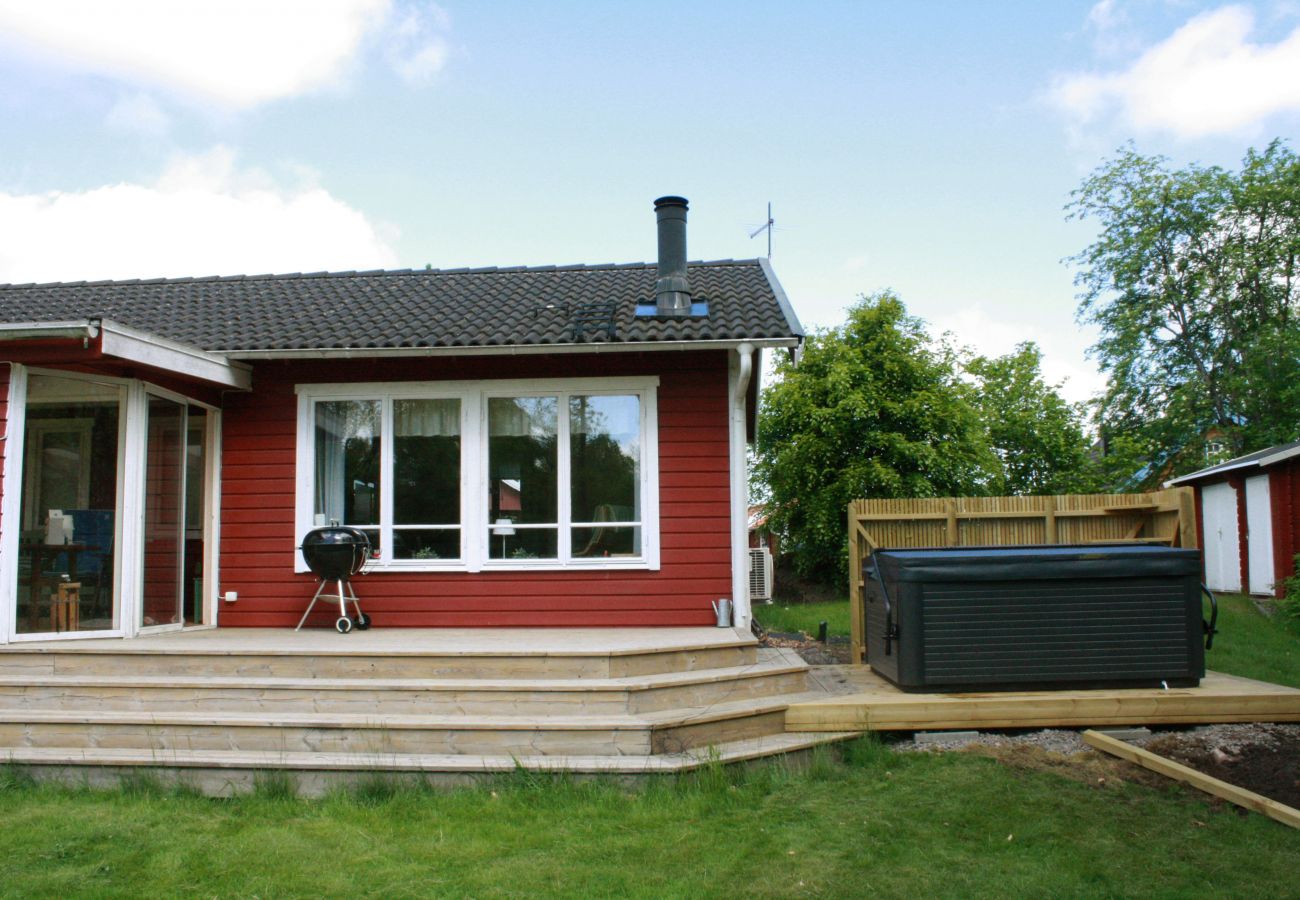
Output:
760 630 852 665
1144 724 1300 810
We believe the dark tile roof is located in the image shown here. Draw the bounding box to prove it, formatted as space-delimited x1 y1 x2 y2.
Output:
0 259 802 354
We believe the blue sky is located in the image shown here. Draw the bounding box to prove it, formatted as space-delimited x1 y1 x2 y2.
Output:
1 1 1298 402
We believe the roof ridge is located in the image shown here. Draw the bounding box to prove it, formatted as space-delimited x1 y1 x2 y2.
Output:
0 258 765 291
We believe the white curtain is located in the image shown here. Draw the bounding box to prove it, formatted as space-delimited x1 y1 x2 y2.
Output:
394 399 459 437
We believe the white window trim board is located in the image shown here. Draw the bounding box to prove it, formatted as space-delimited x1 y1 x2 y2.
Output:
294 376 661 574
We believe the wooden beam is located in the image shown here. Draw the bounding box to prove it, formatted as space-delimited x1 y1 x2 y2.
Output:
1177 487 1199 550
848 511 865 665
1044 495 1058 543
945 501 958 546
1083 730 1300 830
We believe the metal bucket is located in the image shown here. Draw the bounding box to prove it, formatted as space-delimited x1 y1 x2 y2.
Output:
711 598 733 628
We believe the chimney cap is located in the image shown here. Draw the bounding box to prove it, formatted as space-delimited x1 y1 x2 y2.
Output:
653 195 689 210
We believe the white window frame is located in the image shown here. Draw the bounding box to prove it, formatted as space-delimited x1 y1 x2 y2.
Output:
295 376 660 573
0 365 223 644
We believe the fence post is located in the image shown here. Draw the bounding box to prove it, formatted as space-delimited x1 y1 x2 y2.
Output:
848 506 865 664
1177 487 1198 549
1045 495 1058 543
945 501 958 546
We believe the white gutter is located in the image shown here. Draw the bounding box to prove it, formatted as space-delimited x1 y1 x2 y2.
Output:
729 342 755 630
0 320 99 342
223 336 799 361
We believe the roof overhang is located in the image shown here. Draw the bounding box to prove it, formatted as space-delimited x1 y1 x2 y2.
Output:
0 319 251 390
221 336 799 361
1165 444 1300 487
1258 444 1300 467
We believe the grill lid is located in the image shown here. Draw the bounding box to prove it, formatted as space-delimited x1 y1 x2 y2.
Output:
300 526 371 579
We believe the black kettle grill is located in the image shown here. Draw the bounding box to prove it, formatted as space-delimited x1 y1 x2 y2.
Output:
297 526 372 633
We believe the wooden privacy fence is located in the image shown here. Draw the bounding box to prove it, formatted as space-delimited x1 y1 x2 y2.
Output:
847 488 1197 664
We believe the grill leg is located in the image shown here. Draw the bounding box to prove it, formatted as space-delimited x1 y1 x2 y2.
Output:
346 581 364 620
296 579 331 631
336 580 348 619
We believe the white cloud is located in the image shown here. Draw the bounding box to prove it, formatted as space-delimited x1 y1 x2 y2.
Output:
1052 5 1300 138
929 305 1106 405
105 92 170 137
0 148 400 284
0 0 452 108
385 3 452 85
1086 0 1123 32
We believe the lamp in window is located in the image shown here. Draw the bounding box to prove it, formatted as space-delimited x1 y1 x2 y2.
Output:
492 517 516 558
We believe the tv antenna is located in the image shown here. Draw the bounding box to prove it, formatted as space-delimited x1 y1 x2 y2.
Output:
748 202 774 258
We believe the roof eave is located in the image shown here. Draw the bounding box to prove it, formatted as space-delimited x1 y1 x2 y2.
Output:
0 318 251 391
222 337 800 361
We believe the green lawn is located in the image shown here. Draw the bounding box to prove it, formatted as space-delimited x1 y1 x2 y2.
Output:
1205 592 1300 687
754 600 851 638
2 740 1299 898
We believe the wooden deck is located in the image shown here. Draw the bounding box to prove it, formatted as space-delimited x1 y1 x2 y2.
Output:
0 627 859 793
788 667 1300 732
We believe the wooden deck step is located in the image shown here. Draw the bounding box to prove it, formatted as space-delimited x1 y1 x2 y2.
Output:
0 688 827 757
0 652 808 717
0 642 758 680
0 732 864 796
786 669 1300 732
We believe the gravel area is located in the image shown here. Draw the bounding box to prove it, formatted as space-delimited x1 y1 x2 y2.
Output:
896 721 1300 762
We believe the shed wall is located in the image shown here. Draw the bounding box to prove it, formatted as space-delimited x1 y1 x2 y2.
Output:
1271 461 1299 595
217 351 734 627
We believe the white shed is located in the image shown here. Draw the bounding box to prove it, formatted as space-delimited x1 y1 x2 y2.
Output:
1168 440 1300 598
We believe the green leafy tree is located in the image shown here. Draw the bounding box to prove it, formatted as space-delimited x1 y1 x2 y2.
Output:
966 342 1098 495
1068 140 1300 481
754 292 996 587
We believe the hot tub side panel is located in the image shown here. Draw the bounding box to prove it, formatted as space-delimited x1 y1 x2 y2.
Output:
864 548 1206 691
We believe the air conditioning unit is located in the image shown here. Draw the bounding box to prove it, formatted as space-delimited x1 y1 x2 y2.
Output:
748 547 773 603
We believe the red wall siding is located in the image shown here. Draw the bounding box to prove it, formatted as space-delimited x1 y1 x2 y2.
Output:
1270 462 1299 597
217 351 735 627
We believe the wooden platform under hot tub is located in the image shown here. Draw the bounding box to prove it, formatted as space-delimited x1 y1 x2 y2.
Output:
787 667 1300 732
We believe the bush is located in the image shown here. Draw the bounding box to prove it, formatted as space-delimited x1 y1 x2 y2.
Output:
1280 554 1300 622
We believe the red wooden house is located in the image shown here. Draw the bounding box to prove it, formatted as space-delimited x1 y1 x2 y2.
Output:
0 196 803 644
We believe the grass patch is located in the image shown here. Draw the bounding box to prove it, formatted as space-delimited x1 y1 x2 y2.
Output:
754 600 850 638
0 744 1297 897
1207 592 1300 687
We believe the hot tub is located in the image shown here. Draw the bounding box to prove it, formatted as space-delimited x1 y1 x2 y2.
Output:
862 545 1213 692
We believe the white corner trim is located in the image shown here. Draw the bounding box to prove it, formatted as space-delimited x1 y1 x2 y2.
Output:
729 344 755 629
0 363 27 644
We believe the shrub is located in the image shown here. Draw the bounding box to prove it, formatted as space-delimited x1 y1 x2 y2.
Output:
1279 554 1300 622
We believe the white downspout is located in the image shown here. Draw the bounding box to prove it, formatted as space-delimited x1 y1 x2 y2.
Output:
729 342 754 630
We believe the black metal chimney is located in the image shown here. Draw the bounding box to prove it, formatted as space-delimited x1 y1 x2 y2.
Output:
654 196 691 315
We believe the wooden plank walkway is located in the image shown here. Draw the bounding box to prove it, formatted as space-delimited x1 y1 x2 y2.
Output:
787 668 1300 732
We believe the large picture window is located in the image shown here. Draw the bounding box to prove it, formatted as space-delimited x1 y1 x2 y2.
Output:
296 378 658 571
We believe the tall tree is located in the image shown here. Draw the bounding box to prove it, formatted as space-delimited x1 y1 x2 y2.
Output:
1068 140 1300 479
966 342 1098 495
754 292 995 586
